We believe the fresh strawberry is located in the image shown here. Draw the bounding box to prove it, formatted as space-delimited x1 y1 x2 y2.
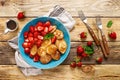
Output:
81 52 88 58
70 61 76 68
96 57 103 64
44 21 51 27
22 42 29 48
49 26 53 32
24 38 29 42
28 32 33 37
33 31 39 38
37 26 44 32
44 27 49 33
37 35 43 40
41 31 47 36
24 48 30 54
24 31 28 38
36 22 43 26
80 32 87 39
51 36 57 44
28 36 34 43
76 62 82 67
87 41 93 46
29 26 35 33
108 31 117 40
17 12 25 20
33 54 40 62
77 46 84 56
34 38 38 43
36 40 42 48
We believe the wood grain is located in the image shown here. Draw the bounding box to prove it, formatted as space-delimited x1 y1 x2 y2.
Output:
0 65 119 80
0 18 120 41
0 0 120 17
0 41 120 65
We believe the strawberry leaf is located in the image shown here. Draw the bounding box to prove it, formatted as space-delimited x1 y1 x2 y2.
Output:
107 20 113 28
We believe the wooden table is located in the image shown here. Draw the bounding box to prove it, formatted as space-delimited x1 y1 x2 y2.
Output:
0 0 120 80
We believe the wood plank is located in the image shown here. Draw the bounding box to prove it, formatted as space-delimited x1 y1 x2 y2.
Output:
0 18 120 41
0 0 120 17
0 65 119 80
0 41 120 65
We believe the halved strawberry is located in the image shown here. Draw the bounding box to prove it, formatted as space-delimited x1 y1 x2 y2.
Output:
33 54 40 62
44 27 49 33
37 26 44 32
24 31 29 38
44 21 51 27
29 26 35 33
28 36 34 42
41 31 47 36
22 42 29 48
33 31 39 38
37 35 43 40
28 32 33 37
36 22 43 26
51 36 57 44
36 40 42 48
49 26 53 32
24 48 30 54
24 38 29 42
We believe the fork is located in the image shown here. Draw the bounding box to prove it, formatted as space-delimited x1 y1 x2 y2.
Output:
96 17 110 56
78 11 100 46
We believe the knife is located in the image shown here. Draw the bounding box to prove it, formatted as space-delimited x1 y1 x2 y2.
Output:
78 11 100 46
96 17 110 55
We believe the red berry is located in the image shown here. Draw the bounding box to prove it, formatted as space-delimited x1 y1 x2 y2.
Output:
76 62 82 67
33 31 39 38
44 21 51 27
33 54 40 62
87 41 93 46
17 12 25 20
29 26 35 33
51 36 57 44
80 32 87 39
108 31 117 40
24 48 30 54
77 46 84 56
22 42 29 48
37 26 44 32
28 32 33 37
24 32 28 38
96 57 103 64
44 27 49 33
70 61 76 68
81 52 88 58
36 40 42 48
37 35 43 40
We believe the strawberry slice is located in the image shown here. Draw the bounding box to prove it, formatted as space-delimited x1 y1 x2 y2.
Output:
33 54 40 62
36 22 43 26
24 48 30 54
37 26 44 32
44 27 49 33
24 38 29 42
29 26 35 33
24 31 29 38
33 31 38 38
51 36 57 44
28 32 33 37
22 42 29 48
37 35 43 40
36 40 42 48
41 31 47 36
44 21 51 27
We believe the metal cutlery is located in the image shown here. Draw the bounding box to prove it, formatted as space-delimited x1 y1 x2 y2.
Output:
78 10 100 46
96 17 110 56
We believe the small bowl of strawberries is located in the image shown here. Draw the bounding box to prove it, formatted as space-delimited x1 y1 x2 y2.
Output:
18 17 70 69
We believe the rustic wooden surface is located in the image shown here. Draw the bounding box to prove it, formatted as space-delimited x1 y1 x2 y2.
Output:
0 0 120 79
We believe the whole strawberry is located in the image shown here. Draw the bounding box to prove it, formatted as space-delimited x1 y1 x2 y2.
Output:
87 41 93 46
81 52 88 58
17 12 25 20
77 46 84 56
96 57 102 64
108 31 117 40
80 32 87 39
70 61 76 68
76 62 82 67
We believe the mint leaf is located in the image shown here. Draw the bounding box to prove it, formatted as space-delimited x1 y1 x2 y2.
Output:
107 20 113 28
84 46 94 55
44 33 54 40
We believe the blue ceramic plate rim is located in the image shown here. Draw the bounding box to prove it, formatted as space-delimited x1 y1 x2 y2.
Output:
18 17 71 69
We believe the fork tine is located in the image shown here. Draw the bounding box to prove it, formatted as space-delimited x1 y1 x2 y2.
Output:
78 10 86 20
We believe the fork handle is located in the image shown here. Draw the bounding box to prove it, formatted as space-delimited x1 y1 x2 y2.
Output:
84 23 100 46
99 40 108 58
102 35 110 55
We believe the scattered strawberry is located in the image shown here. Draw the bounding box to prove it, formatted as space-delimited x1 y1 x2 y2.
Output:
80 32 87 39
87 41 93 46
108 31 117 40
17 12 25 20
70 61 76 68
96 57 103 64
77 46 84 56
81 52 88 58
76 62 82 67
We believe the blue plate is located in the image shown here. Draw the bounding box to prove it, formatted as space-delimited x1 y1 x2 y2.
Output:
18 17 71 69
